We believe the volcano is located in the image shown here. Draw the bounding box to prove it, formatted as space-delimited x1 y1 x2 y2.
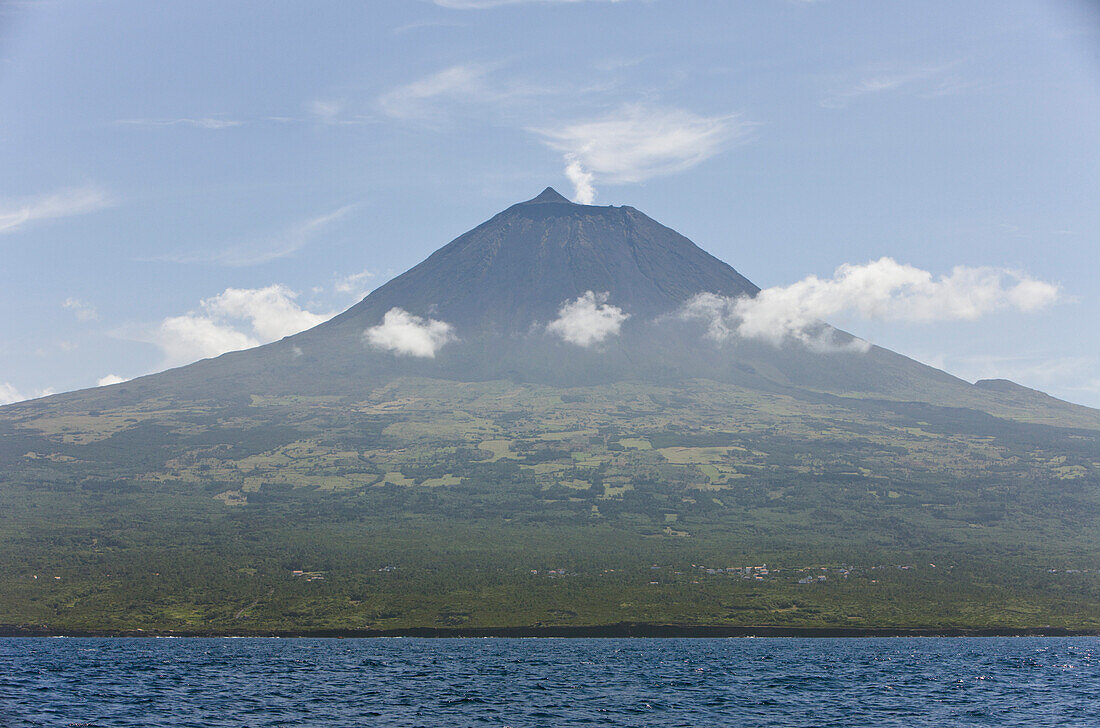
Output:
1 188 1098 635
43 186 1093 417
336 185 759 332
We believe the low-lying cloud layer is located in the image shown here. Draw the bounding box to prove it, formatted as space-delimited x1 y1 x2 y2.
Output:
0 382 25 406
547 291 629 346
201 286 332 341
680 258 1060 349
149 285 335 367
0 382 55 406
364 308 457 357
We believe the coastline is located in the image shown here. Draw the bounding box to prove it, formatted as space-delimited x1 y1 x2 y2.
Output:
3 623 1098 639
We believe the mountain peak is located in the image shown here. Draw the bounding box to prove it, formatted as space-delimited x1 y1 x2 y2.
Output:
526 186 572 204
323 188 759 340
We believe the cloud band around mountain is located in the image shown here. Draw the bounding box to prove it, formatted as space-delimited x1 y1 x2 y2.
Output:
679 258 1060 350
146 285 335 367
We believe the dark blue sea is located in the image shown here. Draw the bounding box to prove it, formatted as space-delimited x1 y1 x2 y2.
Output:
2 637 1097 727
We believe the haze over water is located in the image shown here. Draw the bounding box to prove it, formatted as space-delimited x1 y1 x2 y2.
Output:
4 637 1098 726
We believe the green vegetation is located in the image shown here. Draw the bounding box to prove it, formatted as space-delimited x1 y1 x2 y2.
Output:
1 377 1098 633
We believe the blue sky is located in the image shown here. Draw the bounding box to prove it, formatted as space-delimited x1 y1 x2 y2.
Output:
1 0 1098 406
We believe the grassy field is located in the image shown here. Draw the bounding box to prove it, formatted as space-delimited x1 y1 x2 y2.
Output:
1 376 1098 633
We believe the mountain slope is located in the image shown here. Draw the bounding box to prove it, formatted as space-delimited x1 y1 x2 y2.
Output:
24 187 1095 425
328 186 759 334
0 188 1097 634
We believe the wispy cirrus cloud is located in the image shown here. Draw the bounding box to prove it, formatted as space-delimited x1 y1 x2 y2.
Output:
393 19 468 33
378 63 506 123
309 99 344 122
434 0 631 8
534 104 751 203
376 62 588 127
378 64 752 202
820 62 973 109
115 115 243 129
117 106 374 130
305 99 374 126
679 258 1060 351
0 186 115 234
146 205 357 267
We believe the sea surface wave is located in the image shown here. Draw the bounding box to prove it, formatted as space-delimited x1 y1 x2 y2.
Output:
2 636 1097 727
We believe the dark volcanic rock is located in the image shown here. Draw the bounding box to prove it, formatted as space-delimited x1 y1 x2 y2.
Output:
5 187 1094 420
321 187 757 336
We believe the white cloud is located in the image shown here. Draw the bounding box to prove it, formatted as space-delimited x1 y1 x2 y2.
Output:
534 104 750 202
0 382 25 406
148 205 356 267
305 99 373 125
200 285 333 341
115 116 242 129
147 285 336 367
378 64 497 122
679 258 1060 349
0 382 55 406
152 314 260 367
547 291 629 347
364 308 456 358
63 297 98 322
96 374 129 386
0 186 114 234
377 62 569 127
335 269 377 299
820 62 970 109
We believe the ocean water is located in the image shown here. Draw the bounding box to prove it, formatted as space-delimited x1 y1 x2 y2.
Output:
1 637 1097 727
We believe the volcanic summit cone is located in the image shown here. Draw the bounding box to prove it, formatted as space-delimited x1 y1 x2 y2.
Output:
10 187 1095 421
